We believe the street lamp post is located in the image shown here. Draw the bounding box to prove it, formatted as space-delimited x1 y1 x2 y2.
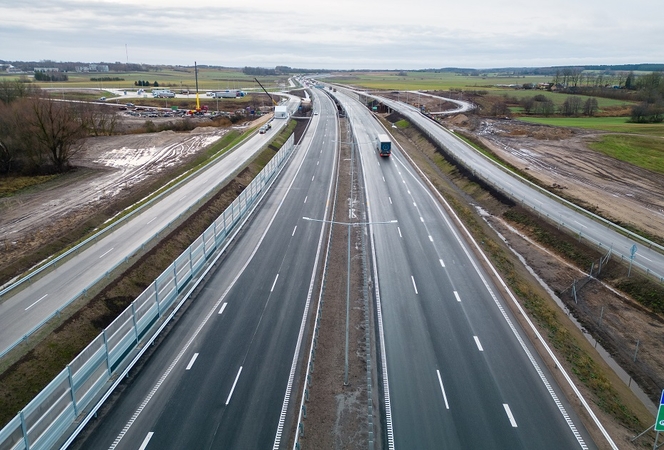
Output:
303 216 397 385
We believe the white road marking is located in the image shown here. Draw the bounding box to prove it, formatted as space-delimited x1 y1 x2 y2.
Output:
147 217 157 225
503 404 518 427
439 258 446 268
218 302 227 315
271 274 279 292
317 160 319 166
413 202 417 207
474 336 484 352
429 235 433 242
292 226 297 236
304 196 308 204
226 366 243 405
311 175 315 181
389 197 392 204
411 276 418 294
99 247 114 259
185 353 199 370
639 254 653 262
420 217 424 222
573 220 587 229
138 432 154 450
436 370 450 409
454 291 461 302
382 176 386 182
397 227 402 238
25 294 48 311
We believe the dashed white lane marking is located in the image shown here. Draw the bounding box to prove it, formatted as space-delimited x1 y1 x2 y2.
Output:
271 274 279 292
185 353 199 371
411 276 418 294
382 176 386 182
292 226 297 237
454 291 461 302
474 336 484 352
99 247 114 259
436 370 450 409
225 366 243 405
25 294 48 311
439 258 446 268
218 303 227 315
304 196 308 203
397 227 402 238
429 235 433 242
147 217 157 225
138 432 154 450
389 197 392 204
503 404 518 427
420 217 424 222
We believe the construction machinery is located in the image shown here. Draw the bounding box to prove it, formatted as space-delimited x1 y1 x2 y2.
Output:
254 78 278 106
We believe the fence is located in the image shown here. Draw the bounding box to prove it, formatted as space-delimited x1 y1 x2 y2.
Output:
0 134 295 450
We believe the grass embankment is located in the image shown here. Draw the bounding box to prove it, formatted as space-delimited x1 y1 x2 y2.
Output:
0 121 297 428
0 174 60 198
385 117 649 431
518 116 664 136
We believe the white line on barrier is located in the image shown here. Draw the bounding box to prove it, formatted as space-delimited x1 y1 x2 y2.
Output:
225 366 243 405
25 294 48 311
436 370 450 409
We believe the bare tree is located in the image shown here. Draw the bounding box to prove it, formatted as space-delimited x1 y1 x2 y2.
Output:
28 97 86 172
583 97 599 116
79 104 119 136
560 96 583 116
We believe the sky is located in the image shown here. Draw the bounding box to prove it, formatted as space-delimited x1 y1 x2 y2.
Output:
1 0 662 70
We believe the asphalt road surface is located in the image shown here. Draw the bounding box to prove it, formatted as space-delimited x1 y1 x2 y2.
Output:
333 88 600 449
73 88 339 449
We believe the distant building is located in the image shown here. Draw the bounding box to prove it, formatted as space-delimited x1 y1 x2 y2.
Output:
75 64 110 73
34 67 59 73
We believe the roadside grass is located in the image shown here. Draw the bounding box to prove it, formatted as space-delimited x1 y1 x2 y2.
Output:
0 174 60 198
588 134 664 175
0 123 296 428
489 89 635 109
518 116 664 137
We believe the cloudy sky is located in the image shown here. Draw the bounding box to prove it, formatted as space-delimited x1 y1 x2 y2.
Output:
1 0 661 69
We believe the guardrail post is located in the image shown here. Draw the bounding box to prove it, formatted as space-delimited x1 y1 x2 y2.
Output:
189 247 193 273
103 330 112 375
173 264 178 292
131 302 139 341
67 364 79 416
20 410 30 449
155 280 160 316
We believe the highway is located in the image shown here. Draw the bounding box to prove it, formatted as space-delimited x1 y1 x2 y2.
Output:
373 93 664 281
72 88 339 449
332 88 600 449
0 97 300 356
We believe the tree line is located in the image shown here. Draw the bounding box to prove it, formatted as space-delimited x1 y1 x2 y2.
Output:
0 80 118 175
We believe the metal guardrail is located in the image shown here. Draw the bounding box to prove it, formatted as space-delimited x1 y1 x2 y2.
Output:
0 135 295 450
0 128 269 360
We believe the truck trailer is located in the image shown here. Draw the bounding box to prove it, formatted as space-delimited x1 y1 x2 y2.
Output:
376 134 392 156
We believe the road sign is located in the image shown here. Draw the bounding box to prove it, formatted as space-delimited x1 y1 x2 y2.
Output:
656 390 664 432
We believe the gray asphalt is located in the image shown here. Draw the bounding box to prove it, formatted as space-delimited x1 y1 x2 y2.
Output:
72 88 339 449
333 88 598 449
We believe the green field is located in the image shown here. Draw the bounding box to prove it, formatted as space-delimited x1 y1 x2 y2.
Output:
589 135 664 175
0 68 289 92
518 116 664 136
326 71 552 91
489 89 634 109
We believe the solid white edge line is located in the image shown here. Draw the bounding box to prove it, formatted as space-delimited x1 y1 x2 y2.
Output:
138 432 154 450
147 217 157 225
270 273 279 292
218 302 227 315
225 366 243 405
396 139 600 449
436 370 450 409
503 403 518 427
473 336 484 352
454 291 461 302
411 276 418 294
185 353 199 370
